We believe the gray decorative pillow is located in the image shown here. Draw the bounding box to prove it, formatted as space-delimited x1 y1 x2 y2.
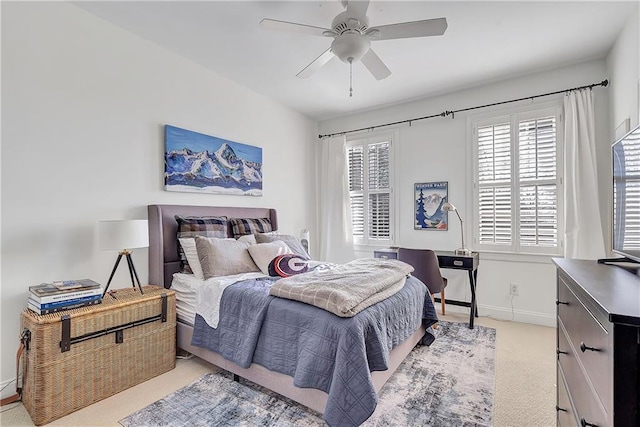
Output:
194 236 259 279
256 233 310 259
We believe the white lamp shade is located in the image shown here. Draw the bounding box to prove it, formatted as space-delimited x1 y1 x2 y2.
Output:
99 219 149 250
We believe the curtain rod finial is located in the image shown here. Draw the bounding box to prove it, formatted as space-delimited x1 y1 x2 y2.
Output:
602 79 609 87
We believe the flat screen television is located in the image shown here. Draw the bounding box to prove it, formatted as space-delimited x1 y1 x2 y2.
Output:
612 123 640 262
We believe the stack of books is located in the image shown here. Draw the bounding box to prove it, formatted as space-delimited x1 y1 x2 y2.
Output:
28 279 103 315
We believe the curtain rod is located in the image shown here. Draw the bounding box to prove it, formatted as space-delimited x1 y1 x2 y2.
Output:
318 79 609 139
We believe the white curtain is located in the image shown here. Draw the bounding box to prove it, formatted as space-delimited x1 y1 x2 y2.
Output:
317 135 355 263
564 89 606 259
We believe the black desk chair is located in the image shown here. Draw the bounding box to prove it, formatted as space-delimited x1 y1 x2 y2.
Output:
397 248 447 315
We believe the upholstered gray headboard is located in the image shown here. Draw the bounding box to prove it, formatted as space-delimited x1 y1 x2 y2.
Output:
148 204 278 288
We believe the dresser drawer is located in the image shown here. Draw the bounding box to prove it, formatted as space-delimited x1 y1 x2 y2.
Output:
557 363 578 427
557 276 612 411
558 322 608 427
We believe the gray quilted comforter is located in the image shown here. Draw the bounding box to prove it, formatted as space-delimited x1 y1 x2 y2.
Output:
191 275 438 427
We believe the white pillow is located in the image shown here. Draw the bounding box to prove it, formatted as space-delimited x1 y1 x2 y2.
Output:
195 236 260 279
237 234 257 245
178 238 205 280
247 241 293 275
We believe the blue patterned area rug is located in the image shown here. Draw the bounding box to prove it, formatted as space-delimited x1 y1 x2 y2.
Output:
120 321 495 427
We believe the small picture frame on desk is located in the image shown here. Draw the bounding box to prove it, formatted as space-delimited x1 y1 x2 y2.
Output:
414 181 448 230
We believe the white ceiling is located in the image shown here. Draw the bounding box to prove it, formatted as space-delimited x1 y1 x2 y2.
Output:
73 1 637 120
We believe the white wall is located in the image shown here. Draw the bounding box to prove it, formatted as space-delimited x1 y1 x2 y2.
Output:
319 60 613 328
607 5 640 132
0 2 317 393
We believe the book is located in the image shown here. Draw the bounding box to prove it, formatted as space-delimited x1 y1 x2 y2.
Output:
51 278 102 290
28 294 102 309
27 298 102 315
29 286 103 304
29 279 101 297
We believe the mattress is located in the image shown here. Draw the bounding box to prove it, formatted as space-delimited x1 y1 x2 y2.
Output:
170 273 198 325
170 271 267 326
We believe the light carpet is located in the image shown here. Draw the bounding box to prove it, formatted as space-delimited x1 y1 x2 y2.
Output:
119 321 496 426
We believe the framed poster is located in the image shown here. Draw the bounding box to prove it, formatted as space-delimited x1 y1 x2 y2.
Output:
414 181 448 230
164 124 263 196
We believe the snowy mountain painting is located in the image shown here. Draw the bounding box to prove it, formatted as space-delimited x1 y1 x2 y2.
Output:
415 182 448 230
164 125 262 196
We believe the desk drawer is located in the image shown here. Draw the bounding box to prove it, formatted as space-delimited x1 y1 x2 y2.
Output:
558 276 612 411
373 250 397 260
438 254 474 269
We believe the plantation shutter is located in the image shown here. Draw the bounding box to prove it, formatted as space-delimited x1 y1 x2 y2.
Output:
474 107 561 254
518 117 558 247
347 137 393 245
368 142 391 239
477 122 512 245
348 146 364 239
616 136 640 249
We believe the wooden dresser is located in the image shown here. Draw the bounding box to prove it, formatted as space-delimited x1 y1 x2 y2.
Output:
553 258 640 427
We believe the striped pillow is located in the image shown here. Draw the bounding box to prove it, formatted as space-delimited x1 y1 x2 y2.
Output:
229 217 272 238
175 215 228 274
268 254 309 277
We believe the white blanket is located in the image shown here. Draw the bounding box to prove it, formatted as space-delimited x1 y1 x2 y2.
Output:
191 272 265 328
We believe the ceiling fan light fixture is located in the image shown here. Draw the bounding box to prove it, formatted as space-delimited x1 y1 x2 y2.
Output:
331 33 370 63
261 0 448 81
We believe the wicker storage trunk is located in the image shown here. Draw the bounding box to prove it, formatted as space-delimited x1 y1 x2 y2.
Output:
21 285 176 425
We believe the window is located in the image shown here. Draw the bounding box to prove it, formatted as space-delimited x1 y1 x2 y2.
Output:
347 133 395 246
473 106 563 255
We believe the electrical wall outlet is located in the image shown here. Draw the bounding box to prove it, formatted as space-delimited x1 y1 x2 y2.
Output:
510 283 520 296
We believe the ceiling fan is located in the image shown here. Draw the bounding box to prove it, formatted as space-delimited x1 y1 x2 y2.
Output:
260 0 447 95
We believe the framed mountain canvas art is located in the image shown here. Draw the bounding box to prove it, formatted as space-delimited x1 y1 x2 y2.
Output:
164 125 262 196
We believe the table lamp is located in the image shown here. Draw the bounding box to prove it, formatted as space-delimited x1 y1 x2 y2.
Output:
442 202 472 256
98 219 149 296
301 229 310 256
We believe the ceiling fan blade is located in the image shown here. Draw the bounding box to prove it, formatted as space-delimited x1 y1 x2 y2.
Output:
297 48 336 78
346 0 370 17
260 18 332 37
369 17 448 40
361 49 391 80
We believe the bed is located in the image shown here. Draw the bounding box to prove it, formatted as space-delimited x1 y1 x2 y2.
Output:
148 204 437 426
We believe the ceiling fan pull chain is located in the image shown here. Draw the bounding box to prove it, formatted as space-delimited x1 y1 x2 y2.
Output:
349 59 353 97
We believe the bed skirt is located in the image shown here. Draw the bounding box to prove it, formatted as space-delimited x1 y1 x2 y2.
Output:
176 320 426 414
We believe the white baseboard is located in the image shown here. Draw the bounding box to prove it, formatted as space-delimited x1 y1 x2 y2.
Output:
440 303 556 328
0 376 20 400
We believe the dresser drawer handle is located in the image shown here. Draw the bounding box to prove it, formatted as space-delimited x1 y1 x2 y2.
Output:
556 300 569 305
580 418 598 427
453 260 463 266
579 342 600 352
556 349 568 355
555 405 568 413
